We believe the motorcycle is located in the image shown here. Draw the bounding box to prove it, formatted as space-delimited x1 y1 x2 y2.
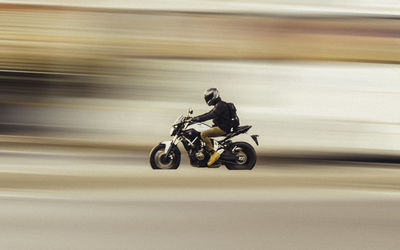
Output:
149 108 259 170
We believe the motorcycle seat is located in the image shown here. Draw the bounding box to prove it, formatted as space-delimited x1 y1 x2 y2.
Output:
223 125 252 139
234 125 252 134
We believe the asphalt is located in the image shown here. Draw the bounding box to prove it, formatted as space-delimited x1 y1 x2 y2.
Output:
1 148 400 249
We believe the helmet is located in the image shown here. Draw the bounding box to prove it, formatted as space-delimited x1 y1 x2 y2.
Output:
204 88 220 106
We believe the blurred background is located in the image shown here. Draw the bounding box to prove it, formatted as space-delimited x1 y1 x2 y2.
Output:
1 1 400 250
1 0 399 156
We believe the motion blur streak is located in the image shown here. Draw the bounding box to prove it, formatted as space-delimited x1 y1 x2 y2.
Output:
0 1 400 250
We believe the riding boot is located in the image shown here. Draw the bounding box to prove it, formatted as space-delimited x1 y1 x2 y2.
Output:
207 151 220 167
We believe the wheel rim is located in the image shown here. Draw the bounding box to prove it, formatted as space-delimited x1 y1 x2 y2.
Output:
235 148 248 165
236 152 247 165
233 147 248 165
154 150 174 169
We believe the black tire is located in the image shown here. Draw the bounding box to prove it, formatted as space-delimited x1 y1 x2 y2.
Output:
225 142 256 170
149 143 181 170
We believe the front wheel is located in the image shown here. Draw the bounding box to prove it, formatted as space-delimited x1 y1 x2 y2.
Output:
225 142 256 170
149 143 181 170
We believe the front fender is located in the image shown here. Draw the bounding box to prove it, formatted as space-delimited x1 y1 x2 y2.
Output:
161 141 172 154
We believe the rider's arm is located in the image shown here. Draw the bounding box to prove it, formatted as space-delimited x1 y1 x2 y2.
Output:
194 103 223 122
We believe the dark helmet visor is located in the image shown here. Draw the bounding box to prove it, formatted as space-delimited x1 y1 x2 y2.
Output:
204 93 213 103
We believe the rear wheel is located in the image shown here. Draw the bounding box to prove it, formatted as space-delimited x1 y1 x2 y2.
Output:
225 142 256 170
150 144 181 170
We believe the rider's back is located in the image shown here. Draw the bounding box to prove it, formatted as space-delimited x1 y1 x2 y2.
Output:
213 101 239 133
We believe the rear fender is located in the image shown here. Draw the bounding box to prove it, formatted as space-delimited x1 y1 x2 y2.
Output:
250 135 259 146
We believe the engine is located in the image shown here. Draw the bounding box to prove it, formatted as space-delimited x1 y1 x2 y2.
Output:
195 149 205 160
181 128 210 167
188 148 208 167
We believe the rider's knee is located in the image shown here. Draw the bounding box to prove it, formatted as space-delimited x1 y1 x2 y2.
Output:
200 131 207 140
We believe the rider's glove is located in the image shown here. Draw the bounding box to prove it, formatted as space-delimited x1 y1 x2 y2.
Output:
191 117 200 122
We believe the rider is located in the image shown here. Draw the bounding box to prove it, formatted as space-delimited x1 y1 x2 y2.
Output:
191 88 235 166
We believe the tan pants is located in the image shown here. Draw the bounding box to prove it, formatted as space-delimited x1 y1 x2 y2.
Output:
200 126 226 152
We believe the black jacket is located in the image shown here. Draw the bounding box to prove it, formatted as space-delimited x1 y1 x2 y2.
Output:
195 100 232 133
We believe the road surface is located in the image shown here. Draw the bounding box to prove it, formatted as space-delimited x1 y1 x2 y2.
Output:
1 149 400 250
